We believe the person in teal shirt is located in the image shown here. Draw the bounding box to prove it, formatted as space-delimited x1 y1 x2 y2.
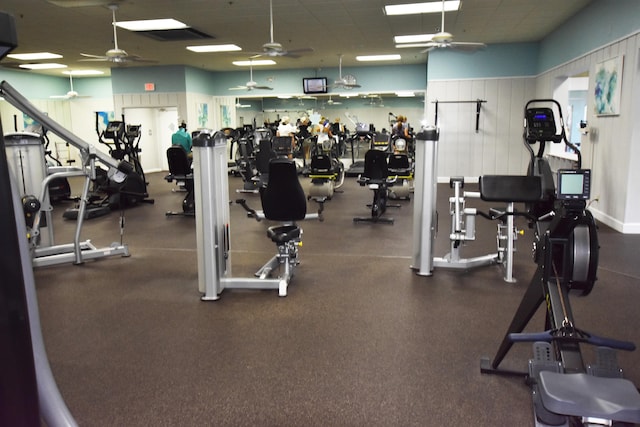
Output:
172 121 192 157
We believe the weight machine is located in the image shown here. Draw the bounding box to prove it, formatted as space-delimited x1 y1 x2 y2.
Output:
193 130 322 300
411 127 537 282
0 80 132 267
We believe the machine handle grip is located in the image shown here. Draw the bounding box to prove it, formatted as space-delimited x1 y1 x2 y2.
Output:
508 330 636 351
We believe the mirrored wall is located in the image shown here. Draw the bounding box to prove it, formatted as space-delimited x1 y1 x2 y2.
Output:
234 91 426 134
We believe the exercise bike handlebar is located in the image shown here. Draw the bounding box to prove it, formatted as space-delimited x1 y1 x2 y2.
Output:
508 330 636 352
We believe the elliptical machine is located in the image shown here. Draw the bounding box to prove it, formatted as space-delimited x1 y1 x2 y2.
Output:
94 118 153 209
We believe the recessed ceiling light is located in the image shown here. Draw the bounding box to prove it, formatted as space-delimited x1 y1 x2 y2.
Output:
187 44 242 53
19 63 67 70
356 54 401 62
7 52 62 60
395 91 416 97
232 60 276 66
116 19 188 31
62 70 104 76
394 34 434 44
384 0 460 16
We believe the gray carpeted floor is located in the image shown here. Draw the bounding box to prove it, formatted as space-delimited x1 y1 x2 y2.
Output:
34 170 640 426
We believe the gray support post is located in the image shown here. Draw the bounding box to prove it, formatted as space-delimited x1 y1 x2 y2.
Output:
411 126 439 276
193 130 232 300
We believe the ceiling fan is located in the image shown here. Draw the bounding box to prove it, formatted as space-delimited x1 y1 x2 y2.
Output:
50 74 89 99
235 98 251 108
80 4 155 64
419 0 486 52
363 95 384 107
229 61 273 91
252 0 313 58
332 55 361 89
326 95 342 106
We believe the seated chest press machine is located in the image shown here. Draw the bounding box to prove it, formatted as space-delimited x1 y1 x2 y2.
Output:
192 130 322 300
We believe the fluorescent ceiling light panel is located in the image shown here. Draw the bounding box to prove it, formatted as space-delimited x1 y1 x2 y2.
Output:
7 52 62 60
395 91 415 97
356 54 401 62
395 43 431 49
63 70 104 76
187 44 241 53
394 34 434 44
384 0 460 16
232 60 276 66
19 63 67 70
116 19 188 31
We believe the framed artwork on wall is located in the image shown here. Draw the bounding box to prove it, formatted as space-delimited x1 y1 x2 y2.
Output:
198 103 208 128
594 55 623 116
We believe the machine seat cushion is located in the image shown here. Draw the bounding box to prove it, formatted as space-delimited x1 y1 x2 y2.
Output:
538 371 640 423
479 175 542 202
267 224 301 244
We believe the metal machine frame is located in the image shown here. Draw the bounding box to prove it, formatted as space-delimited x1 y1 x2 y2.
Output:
193 130 320 300
0 80 130 267
411 127 527 282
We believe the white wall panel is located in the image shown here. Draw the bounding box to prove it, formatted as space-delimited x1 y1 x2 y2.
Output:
536 32 640 232
426 77 535 180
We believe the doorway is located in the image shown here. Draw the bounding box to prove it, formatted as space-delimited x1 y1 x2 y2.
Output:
123 107 178 172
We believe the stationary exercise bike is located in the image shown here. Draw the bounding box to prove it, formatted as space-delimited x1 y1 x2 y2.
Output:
307 130 345 200
353 149 399 225
481 169 640 426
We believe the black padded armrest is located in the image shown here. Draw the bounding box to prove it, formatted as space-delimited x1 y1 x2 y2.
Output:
479 175 542 202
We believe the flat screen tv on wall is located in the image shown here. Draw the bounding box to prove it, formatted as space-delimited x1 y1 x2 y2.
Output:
303 77 328 94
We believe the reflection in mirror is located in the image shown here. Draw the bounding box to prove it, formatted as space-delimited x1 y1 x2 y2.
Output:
234 91 426 135
230 91 426 175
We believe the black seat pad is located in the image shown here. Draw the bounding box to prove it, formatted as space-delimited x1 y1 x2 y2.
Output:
267 224 301 244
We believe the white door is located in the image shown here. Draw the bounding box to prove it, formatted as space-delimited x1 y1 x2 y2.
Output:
123 107 178 173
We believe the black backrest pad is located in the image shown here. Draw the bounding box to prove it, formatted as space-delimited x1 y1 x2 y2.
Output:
480 175 542 202
363 149 389 181
166 146 190 176
261 158 307 221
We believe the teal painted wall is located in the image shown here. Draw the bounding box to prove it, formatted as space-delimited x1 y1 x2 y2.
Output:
119 63 427 96
428 43 539 80
111 65 187 94
0 69 69 98
538 0 640 73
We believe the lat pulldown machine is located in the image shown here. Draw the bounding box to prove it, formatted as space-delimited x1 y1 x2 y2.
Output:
0 80 132 267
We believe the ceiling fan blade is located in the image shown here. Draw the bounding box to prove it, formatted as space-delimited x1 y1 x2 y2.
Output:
282 47 314 58
449 42 487 51
228 86 248 91
253 86 274 90
80 53 108 59
79 57 109 62
420 44 438 53
127 56 159 63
